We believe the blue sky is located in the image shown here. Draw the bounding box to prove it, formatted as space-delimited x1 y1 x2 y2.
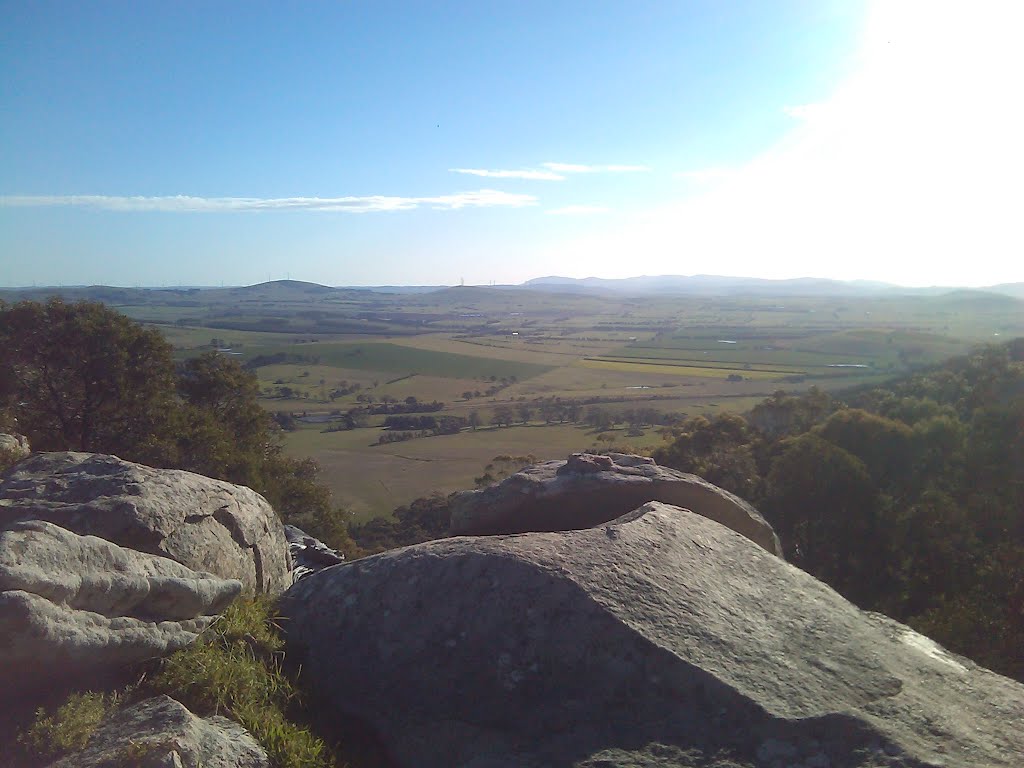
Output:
2 1 1021 287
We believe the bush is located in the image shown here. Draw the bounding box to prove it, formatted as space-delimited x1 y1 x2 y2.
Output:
19 691 114 762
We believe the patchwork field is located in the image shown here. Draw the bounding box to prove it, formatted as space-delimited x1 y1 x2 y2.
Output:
29 279 1019 522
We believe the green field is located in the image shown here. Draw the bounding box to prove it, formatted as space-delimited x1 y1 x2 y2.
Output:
241 341 553 381
20 280 1019 523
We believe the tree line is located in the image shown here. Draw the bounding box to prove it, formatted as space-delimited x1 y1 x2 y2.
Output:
0 298 359 557
652 340 1024 680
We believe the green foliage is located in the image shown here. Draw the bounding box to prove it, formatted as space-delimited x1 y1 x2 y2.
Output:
146 597 334 768
652 413 760 500
19 691 114 761
349 491 453 553
0 299 342 543
814 408 913 488
656 340 1024 680
0 298 175 455
764 434 884 604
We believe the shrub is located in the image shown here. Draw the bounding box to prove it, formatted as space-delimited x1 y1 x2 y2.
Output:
19 691 114 761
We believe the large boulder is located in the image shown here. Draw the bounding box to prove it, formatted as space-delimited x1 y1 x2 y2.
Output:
47 695 270 768
0 452 290 594
450 452 781 556
281 502 1024 768
0 520 241 696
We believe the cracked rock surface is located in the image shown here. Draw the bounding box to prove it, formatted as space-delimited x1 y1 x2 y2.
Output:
0 519 241 697
46 695 270 768
0 452 290 594
282 501 1024 768
450 452 781 556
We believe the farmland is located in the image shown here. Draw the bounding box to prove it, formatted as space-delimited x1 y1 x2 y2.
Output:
7 279 1020 521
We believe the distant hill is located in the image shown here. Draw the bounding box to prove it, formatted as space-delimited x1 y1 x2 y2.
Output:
520 274 1022 300
989 282 1024 300
521 274 904 296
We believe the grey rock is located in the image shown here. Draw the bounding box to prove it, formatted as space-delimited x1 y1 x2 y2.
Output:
450 452 781 556
46 695 270 768
0 432 31 464
0 520 240 695
0 452 290 594
284 523 345 582
281 502 1024 768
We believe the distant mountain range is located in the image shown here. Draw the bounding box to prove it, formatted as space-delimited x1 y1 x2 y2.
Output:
520 274 1024 299
2 276 1022 302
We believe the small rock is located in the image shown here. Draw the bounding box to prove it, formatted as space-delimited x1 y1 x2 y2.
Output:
46 695 270 768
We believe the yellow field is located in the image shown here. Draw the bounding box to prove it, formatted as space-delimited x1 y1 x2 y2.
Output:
284 422 670 521
579 359 794 380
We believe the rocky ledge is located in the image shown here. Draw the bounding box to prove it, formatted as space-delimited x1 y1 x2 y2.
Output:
450 452 782 555
281 501 1024 768
0 452 290 594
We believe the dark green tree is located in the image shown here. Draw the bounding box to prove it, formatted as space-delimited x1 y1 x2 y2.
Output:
0 299 175 457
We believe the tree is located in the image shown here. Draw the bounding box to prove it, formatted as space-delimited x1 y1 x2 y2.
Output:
0 300 343 540
491 404 514 427
815 408 913 489
763 433 885 605
0 299 175 457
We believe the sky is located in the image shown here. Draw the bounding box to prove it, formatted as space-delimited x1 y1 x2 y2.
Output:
1 1 1022 288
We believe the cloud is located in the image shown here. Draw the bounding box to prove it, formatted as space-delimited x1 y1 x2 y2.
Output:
0 190 537 213
543 0 1024 287
541 162 649 174
545 205 610 216
449 168 565 181
448 163 649 181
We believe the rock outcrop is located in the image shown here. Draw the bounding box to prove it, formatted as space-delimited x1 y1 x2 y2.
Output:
285 524 345 582
46 695 270 768
0 452 290 594
0 519 241 697
450 452 781 556
281 502 1024 768
0 432 31 466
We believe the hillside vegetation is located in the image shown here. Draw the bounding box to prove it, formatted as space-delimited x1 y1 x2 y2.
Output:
2 296 1022 683
651 341 1024 680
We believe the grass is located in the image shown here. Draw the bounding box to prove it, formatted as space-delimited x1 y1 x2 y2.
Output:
17 597 336 768
18 692 114 762
146 597 333 768
284 422 670 522
241 341 553 381
579 358 796 380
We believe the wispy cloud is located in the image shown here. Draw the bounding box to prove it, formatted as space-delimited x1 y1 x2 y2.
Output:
0 190 537 213
449 168 564 181
541 162 649 174
545 205 610 216
449 163 649 181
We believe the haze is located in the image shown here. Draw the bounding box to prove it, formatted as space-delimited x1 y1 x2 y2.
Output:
2 1 1022 288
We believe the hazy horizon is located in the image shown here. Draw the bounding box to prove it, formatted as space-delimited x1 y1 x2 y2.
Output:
3 1 1023 288
2 272 1021 292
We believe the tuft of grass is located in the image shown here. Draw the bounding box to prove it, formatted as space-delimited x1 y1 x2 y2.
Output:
19 691 114 761
146 595 334 768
